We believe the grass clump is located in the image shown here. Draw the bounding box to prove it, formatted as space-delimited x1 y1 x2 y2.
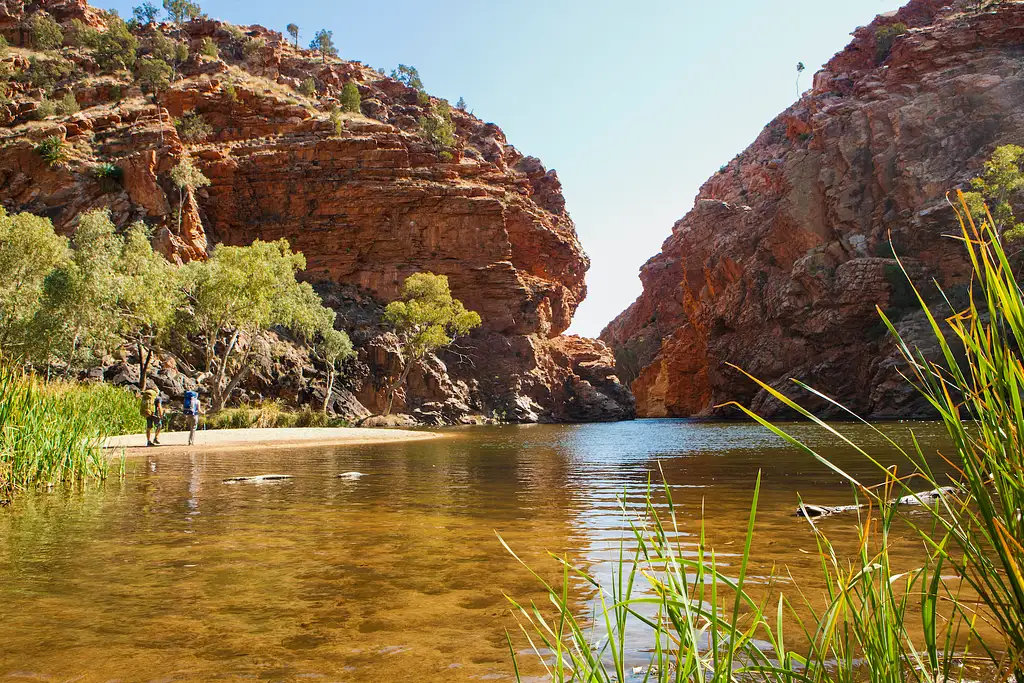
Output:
54 91 79 116
174 110 213 143
35 136 70 167
200 401 349 430
0 364 141 498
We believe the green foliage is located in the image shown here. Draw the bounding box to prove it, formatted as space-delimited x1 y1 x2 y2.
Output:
93 162 123 192
136 56 171 97
297 76 316 98
416 90 430 106
65 19 99 49
455 96 466 111
132 2 160 25
35 135 70 167
199 36 218 58
0 208 70 352
92 16 138 73
170 154 210 193
309 28 336 63
33 98 56 120
222 80 237 102
286 23 299 48
223 24 245 41
54 91 79 115
181 239 337 411
391 63 423 90
174 109 213 143
28 12 63 51
148 32 188 79
418 101 456 154
340 81 360 112
162 0 200 24
22 56 74 95
0 364 140 497
381 272 480 414
241 36 265 61
963 144 1024 239
328 107 343 135
31 209 123 369
875 22 908 62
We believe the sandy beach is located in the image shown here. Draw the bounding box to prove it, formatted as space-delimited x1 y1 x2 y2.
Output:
104 426 445 455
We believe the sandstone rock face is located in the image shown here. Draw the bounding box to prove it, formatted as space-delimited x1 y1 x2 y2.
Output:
602 0 1022 419
0 2 633 422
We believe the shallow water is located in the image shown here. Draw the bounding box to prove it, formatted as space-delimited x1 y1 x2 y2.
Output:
0 420 959 682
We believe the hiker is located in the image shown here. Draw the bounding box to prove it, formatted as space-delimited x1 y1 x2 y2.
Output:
141 388 163 447
183 390 201 446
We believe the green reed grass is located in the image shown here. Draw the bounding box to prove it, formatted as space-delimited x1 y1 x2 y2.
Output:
0 364 142 497
501 471 965 683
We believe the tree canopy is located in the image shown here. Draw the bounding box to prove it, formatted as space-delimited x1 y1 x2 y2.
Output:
309 29 337 63
964 144 1024 241
381 272 480 414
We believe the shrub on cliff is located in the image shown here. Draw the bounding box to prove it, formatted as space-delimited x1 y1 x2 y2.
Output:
34 135 70 167
65 19 99 49
174 110 213 143
162 0 201 25
92 17 138 73
382 272 481 415
149 32 189 80
169 155 210 234
54 91 79 116
309 29 337 63
136 56 171 98
21 56 74 95
964 144 1024 241
132 2 160 25
297 77 316 98
875 22 907 63
199 37 218 58
241 36 266 62
340 82 360 112
391 64 423 91
419 101 457 157
286 23 299 48
28 13 63 51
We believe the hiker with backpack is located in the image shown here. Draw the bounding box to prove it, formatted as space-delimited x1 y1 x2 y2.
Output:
141 388 164 447
183 390 202 446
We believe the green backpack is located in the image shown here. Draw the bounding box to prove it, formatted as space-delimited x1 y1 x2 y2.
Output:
140 390 157 417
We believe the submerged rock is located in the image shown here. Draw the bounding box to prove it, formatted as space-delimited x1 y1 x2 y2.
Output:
222 474 294 484
337 472 366 480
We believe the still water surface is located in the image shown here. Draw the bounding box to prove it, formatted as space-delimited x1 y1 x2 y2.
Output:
0 420 954 682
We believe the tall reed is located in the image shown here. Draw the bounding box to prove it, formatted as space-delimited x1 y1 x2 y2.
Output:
501 473 962 682
0 364 142 497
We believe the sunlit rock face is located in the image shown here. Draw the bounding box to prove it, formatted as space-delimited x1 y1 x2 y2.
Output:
602 0 1024 419
0 2 634 422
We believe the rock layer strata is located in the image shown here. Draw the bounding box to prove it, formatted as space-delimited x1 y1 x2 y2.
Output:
602 0 1024 419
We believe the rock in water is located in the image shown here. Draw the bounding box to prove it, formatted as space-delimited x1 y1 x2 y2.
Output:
222 474 294 484
337 472 366 480
602 1 1024 420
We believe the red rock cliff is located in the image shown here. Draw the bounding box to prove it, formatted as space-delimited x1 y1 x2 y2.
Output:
0 2 634 422
602 0 1023 419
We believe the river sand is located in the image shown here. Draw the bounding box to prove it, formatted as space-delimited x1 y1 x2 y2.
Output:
104 426 444 455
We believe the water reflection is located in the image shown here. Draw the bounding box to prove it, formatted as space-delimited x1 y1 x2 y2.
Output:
0 420 955 681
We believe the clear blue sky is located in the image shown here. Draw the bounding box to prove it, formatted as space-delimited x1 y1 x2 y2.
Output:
100 0 905 337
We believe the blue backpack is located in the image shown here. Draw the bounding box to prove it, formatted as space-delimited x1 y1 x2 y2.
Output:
183 391 199 415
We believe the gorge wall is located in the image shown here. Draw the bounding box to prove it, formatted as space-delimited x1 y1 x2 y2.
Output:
602 0 1024 419
0 0 634 422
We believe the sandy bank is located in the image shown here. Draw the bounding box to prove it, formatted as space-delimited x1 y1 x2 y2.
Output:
104 427 444 455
